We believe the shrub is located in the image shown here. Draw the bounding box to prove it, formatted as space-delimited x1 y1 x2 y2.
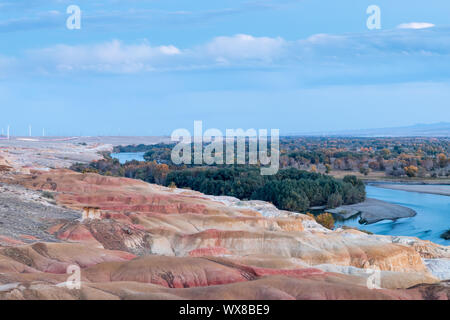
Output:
404 165 419 177
168 181 177 189
315 212 335 230
359 167 370 176
306 212 315 219
82 167 99 174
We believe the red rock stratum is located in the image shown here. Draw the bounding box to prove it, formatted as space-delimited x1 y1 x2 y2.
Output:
0 165 449 300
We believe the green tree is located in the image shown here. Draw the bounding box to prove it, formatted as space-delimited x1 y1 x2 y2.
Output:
327 192 343 209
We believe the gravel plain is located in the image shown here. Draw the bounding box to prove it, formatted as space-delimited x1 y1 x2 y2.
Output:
0 183 80 245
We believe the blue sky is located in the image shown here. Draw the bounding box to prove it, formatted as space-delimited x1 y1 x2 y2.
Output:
0 0 449 136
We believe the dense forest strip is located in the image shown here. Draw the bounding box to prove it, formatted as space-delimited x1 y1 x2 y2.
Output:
166 167 365 212
72 155 366 213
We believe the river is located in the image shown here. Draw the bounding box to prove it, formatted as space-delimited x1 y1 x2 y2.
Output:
111 152 145 164
336 186 449 245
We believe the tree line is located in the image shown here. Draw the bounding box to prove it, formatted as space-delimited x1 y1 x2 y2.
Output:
72 157 365 213
166 167 365 212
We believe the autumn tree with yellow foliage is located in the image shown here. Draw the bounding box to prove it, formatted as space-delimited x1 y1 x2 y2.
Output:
404 165 419 177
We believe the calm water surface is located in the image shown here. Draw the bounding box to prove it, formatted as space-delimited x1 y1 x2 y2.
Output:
336 186 450 245
111 152 145 164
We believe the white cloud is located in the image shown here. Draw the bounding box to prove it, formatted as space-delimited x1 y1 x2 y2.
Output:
30 40 181 73
203 34 286 63
14 28 450 86
397 22 435 30
28 35 287 73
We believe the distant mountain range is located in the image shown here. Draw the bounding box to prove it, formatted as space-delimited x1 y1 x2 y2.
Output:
296 122 450 137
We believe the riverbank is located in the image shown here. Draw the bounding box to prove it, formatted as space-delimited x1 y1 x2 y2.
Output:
329 198 417 224
369 183 450 196
335 186 449 245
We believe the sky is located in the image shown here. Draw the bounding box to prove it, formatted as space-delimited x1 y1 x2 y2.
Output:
0 0 450 136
